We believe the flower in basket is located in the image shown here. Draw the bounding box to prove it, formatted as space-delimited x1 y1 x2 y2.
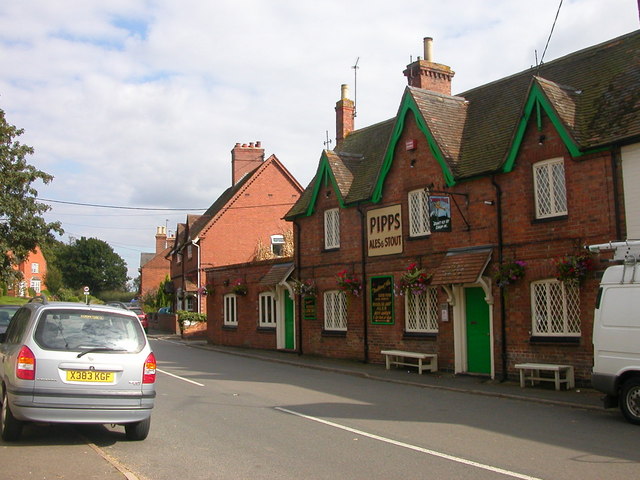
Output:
336 269 362 296
396 262 431 296
493 260 526 288
291 278 317 297
555 253 594 283
231 278 248 295
197 286 209 296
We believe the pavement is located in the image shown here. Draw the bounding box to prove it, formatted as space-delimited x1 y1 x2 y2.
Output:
0 333 607 480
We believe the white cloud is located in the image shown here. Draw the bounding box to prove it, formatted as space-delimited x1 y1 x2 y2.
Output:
1 0 637 279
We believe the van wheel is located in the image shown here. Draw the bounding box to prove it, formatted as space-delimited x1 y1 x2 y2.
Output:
125 417 150 441
1 391 23 441
620 378 640 425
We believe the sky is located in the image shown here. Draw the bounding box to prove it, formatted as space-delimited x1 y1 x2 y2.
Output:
1 0 638 283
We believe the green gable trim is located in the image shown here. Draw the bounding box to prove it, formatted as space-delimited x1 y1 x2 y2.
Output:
372 93 456 203
302 151 346 217
503 82 583 172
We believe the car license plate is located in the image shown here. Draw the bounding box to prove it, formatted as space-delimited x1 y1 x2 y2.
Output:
66 370 114 382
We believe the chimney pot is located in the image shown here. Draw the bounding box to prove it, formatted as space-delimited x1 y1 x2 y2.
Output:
424 37 433 62
341 84 349 101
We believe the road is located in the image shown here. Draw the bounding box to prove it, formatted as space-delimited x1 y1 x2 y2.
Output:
3 337 640 479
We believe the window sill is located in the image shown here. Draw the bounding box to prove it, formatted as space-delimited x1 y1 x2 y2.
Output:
222 325 238 331
257 326 276 332
322 247 340 253
403 332 437 339
532 214 568 224
407 234 431 241
529 336 580 345
321 330 347 337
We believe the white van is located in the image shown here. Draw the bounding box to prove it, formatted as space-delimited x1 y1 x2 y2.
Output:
589 241 640 424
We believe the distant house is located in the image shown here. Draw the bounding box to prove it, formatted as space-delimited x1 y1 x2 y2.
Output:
169 142 303 314
8 246 47 297
139 226 175 298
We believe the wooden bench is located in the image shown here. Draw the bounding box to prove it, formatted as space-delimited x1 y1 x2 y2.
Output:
381 350 438 374
514 363 575 391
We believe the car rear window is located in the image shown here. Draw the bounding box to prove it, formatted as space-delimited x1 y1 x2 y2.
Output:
34 309 145 352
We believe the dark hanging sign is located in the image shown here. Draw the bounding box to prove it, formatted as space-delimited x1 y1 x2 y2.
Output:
303 296 316 320
370 275 394 325
429 195 451 232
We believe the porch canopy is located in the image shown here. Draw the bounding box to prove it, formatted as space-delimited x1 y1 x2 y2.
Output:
259 262 294 286
430 247 492 285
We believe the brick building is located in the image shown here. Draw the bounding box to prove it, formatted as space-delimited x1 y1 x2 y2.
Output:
282 32 640 383
139 226 174 298
8 246 47 296
171 142 303 314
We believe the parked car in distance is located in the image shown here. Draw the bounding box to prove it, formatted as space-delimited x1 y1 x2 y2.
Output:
0 295 156 441
107 302 149 333
0 305 20 335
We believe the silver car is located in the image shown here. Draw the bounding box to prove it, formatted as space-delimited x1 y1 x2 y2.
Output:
0 296 156 441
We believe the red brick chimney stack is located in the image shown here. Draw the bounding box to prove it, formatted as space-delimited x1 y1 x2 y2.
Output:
335 84 355 146
231 141 265 185
403 37 455 95
155 226 167 253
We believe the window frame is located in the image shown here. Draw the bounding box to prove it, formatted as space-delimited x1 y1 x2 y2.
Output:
30 278 41 294
271 235 285 257
31 263 39 274
531 279 580 337
259 292 277 328
323 290 347 331
324 208 340 250
223 294 238 326
408 189 431 237
533 157 567 219
404 287 439 333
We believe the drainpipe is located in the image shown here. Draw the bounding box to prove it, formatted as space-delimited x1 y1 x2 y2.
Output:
294 220 304 356
492 176 508 382
611 147 623 241
357 205 369 363
192 240 201 314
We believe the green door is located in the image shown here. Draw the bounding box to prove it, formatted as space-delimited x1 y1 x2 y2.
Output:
284 290 295 350
465 287 491 374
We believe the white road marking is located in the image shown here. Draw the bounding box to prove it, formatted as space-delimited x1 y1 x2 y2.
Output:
275 407 544 480
157 368 204 387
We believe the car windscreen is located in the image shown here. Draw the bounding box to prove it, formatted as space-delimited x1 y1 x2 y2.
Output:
0 306 19 327
34 309 146 353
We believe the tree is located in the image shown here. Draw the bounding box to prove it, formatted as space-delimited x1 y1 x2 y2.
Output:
0 109 63 287
55 237 128 294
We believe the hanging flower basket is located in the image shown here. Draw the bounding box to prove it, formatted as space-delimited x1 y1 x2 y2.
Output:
554 253 594 284
197 284 214 296
231 278 248 296
291 278 317 297
395 262 431 296
493 260 526 288
336 269 362 297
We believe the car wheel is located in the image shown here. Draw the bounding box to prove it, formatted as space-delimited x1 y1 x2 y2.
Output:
620 377 640 425
125 416 151 441
1 391 23 441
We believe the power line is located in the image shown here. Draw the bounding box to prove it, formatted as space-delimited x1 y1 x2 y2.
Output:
38 198 207 211
38 197 299 212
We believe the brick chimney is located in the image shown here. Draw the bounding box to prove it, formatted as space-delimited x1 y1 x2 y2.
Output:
335 84 354 146
231 141 264 185
403 37 454 95
155 226 167 253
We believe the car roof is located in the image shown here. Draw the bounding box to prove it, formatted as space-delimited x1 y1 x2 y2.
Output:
23 300 138 317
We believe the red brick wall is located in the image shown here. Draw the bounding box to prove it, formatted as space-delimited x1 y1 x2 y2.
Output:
140 250 171 297
205 259 291 350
